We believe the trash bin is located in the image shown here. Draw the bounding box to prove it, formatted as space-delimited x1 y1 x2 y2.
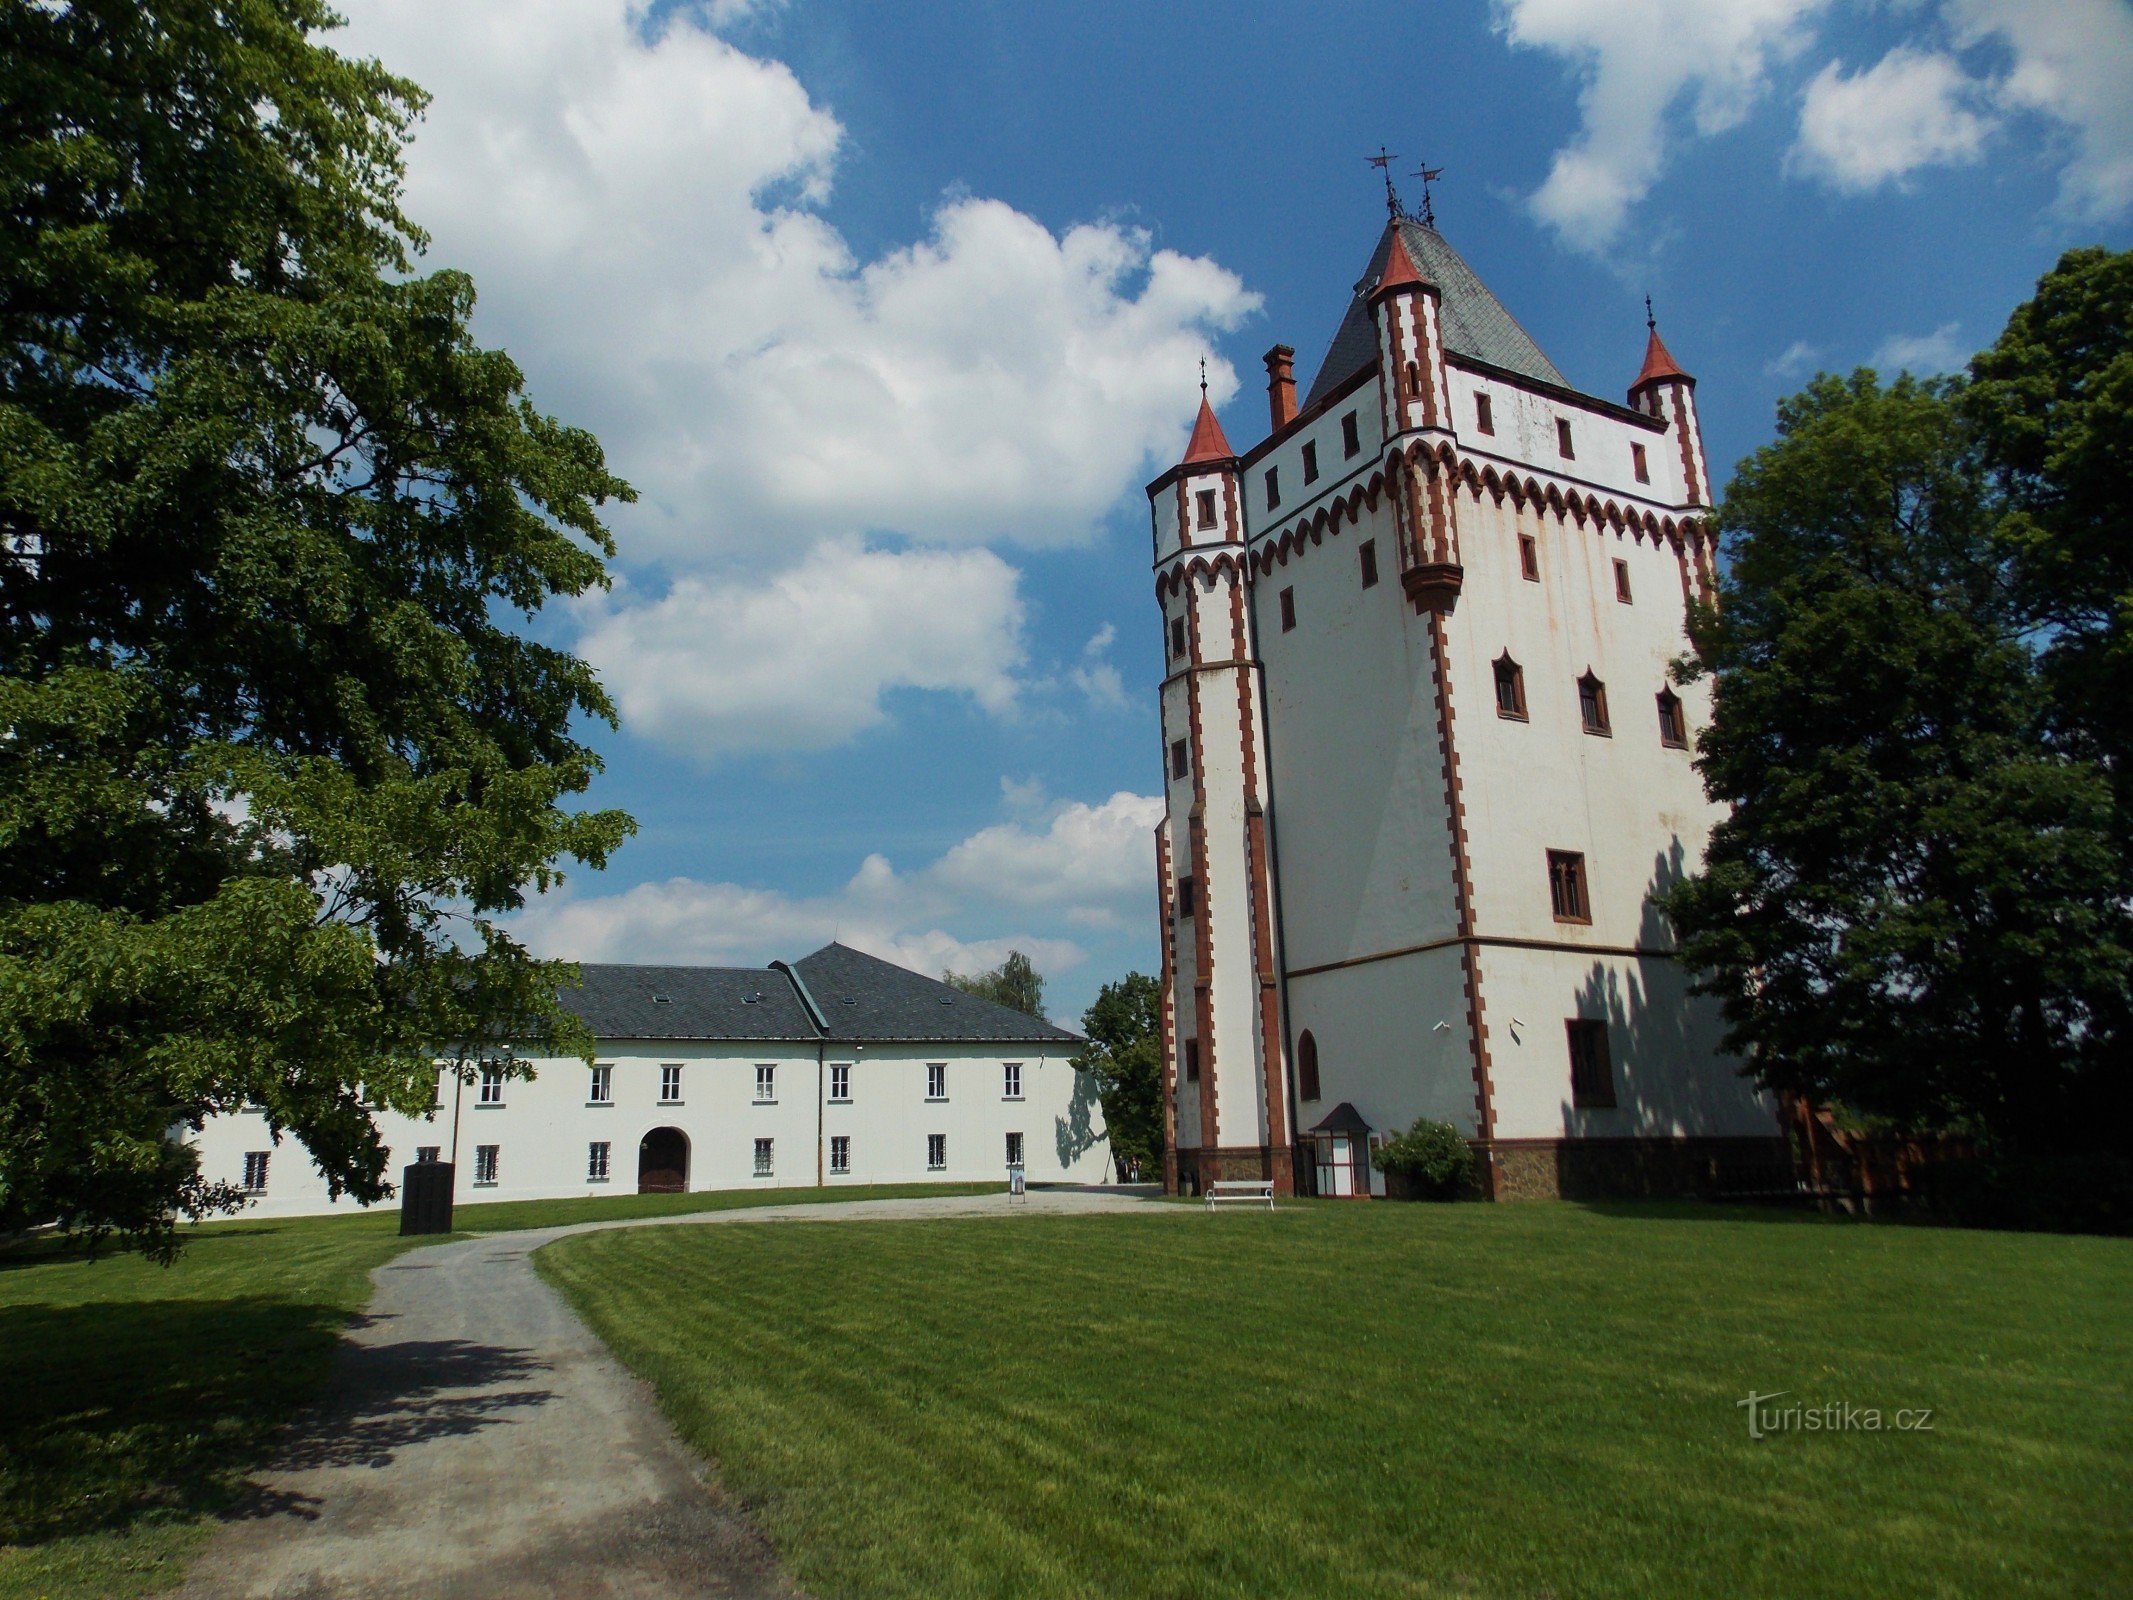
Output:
400 1159 455 1235
1007 1161 1026 1201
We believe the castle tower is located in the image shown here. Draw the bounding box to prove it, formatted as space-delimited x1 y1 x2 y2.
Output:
1149 388 1291 1195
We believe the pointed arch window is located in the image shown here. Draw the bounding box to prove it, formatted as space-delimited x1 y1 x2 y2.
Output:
1297 1030 1322 1103
1657 687 1688 748
1578 672 1611 736
1493 653 1527 720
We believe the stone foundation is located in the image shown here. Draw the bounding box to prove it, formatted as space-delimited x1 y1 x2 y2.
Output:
1483 1136 1793 1202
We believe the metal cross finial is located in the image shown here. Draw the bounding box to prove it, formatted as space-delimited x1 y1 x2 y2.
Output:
1411 163 1444 229
1645 294 1657 332
1367 146 1403 219
1199 357 1208 399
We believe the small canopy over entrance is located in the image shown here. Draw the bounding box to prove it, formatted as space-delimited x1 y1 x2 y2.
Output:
638 1127 689 1194
1308 1102 1372 1198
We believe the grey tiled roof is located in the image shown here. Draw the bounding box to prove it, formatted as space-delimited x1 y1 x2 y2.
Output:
1301 219 1568 410
794 943 1081 1045
555 944 1081 1046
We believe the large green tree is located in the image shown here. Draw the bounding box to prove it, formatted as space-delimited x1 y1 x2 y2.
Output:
943 950 1047 1020
1069 973 1163 1178
1660 371 2130 1157
0 0 634 1251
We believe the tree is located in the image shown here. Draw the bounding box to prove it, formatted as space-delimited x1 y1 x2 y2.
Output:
1070 973 1163 1179
0 1 634 1252
1659 371 2131 1160
943 951 1047 1020
1967 247 2133 838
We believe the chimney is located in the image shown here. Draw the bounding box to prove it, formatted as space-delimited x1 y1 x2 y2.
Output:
1264 344 1296 432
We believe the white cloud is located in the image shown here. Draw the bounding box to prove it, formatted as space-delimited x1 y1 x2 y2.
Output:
1764 339 1822 379
514 790 1166 1005
1790 47 1997 191
1872 321 1967 374
1948 0 2133 219
1494 0 1829 249
577 540 1027 759
1066 623 1129 711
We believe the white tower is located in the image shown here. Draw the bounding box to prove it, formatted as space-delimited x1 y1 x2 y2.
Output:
1149 387 1291 1194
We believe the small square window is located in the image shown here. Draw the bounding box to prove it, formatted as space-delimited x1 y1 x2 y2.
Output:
659 1064 683 1104
830 1135 850 1175
415 1145 441 1165
587 1141 611 1182
588 1064 612 1104
1006 1131 1024 1167
1171 738 1190 780
1359 540 1379 589
1631 441 1650 484
242 1151 270 1193
1264 466 1280 510
1176 874 1197 918
1519 534 1540 582
1614 559 1633 603
1184 1038 1201 1082
927 1062 947 1101
1341 411 1361 458
753 1137 773 1178
1475 393 1495 435
1657 688 1689 748
1170 615 1187 659
1494 653 1526 720
1557 418 1575 459
1279 587 1296 632
830 1062 852 1102
1548 851 1591 924
1578 672 1611 736
1195 489 1217 530
478 1063 504 1105
1003 1062 1023 1099
1567 1019 1616 1108
474 1144 499 1186
927 1133 947 1171
1301 440 1319 484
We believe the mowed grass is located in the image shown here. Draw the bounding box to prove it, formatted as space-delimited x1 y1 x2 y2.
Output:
538 1202 2133 1600
0 1179 1001 1599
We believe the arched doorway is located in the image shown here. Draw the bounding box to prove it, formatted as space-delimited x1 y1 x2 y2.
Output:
637 1127 689 1194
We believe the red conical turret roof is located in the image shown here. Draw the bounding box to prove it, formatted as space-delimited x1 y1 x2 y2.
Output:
1181 394 1234 464
1632 325 1691 389
1375 224 1425 294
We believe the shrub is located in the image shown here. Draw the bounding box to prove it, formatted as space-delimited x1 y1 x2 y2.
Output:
1371 1119 1475 1200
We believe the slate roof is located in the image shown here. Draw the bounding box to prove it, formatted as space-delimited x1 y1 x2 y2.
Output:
556 943 1081 1045
1301 218 1569 410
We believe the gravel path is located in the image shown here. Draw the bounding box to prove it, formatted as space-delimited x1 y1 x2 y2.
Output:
175 1188 1164 1600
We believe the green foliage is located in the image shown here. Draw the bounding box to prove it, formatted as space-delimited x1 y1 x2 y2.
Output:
1369 1116 1474 1199
943 950 1047 1020
1661 369 2131 1160
0 1 635 1252
1967 247 2133 837
1069 973 1163 1177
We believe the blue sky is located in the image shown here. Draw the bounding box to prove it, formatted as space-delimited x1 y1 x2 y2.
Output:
335 0 2133 1023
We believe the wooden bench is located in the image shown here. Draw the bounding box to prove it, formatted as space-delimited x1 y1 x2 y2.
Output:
1204 1179 1275 1211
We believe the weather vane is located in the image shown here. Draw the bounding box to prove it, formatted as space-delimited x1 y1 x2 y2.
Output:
1412 162 1444 228
1199 356 1208 399
1367 146 1403 219
1645 294 1657 331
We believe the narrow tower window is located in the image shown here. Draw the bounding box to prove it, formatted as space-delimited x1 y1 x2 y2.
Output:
1578 672 1611 736
1556 418 1575 459
1494 653 1527 720
1184 1039 1201 1082
1359 540 1379 589
1297 1030 1321 1103
1195 489 1217 530
1302 440 1320 484
1341 412 1361 458
1567 1019 1616 1108
1614 559 1633 603
1548 851 1591 924
1170 615 1187 659
1475 393 1495 435
1279 587 1296 632
1175 875 1197 918
1405 360 1421 398
1265 466 1280 510
1519 534 1540 581
1657 687 1688 748
1170 738 1190 780
1631 441 1650 484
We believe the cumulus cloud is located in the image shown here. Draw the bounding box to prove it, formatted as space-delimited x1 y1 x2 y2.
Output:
1494 0 1828 249
514 790 1165 1003
1872 322 1968 375
1764 340 1822 379
1790 47 1996 191
1947 0 2133 220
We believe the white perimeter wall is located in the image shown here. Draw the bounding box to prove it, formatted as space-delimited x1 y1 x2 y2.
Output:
189 1041 1111 1218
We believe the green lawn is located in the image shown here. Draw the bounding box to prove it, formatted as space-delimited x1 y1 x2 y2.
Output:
538 1202 2133 1600
0 1180 998 1599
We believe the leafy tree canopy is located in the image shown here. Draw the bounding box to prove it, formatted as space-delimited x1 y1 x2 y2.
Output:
1660 367 2130 1155
0 0 635 1251
943 950 1047 1021
1069 973 1163 1176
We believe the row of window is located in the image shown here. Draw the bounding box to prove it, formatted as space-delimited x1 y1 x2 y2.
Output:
478 1060 1026 1108
1195 413 1369 533
1493 657 1690 747
456 1131 1028 1188
1289 1019 1616 1110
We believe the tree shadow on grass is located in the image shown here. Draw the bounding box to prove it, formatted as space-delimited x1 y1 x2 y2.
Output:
0 1298 550 1548
1569 1199 1861 1227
